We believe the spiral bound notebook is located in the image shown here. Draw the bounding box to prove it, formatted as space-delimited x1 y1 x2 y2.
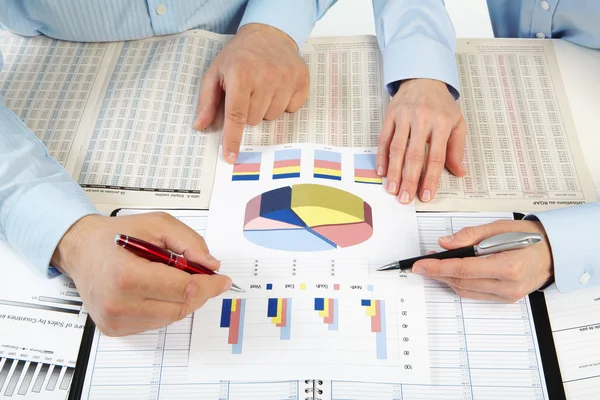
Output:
63 209 566 400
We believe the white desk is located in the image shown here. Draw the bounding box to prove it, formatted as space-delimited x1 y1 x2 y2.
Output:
314 0 600 196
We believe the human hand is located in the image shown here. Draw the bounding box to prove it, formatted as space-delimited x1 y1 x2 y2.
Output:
195 23 309 163
51 213 232 336
377 78 466 204
412 220 553 302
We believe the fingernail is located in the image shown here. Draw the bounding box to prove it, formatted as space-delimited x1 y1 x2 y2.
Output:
226 152 237 163
387 181 397 194
194 119 203 130
421 189 431 202
206 253 219 264
377 165 383 176
400 190 410 204
412 266 426 275
440 234 454 243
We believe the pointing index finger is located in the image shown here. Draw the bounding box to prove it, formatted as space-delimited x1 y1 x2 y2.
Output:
222 78 250 163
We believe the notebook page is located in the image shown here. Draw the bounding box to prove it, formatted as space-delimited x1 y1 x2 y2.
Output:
320 212 551 400
81 209 312 399
0 31 116 175
544 285 600 399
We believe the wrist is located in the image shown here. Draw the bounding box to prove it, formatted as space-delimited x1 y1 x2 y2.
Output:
51 214 103 277
238 23 298 52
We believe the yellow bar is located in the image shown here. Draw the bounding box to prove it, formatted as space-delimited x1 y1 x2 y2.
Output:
319 297 330 318
232 171 259 176
366 302 376 317
272 298 283 324
313 167 341 177
274 166 301 174
231 299 237 312
355 177 383 183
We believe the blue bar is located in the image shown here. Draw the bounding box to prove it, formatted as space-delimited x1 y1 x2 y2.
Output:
361 299 371 307
273 172 300 179
354 153 377 170
220 299 232 328
314 150 341 163
232 299 245 354
275 149 301 161
328 299 339 331
376 300 387 360
314 174 341 181
314 298 325 311
354 180 382 185
267 298 278 317
280 298 292 340
232 174 259 181
236 152 262 164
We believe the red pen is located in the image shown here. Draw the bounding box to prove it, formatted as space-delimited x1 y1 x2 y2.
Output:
114 234 244 292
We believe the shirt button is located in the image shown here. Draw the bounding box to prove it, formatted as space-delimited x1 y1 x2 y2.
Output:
579 272 591 285
541 1 551 11
536 32 546 39
156 5 167 15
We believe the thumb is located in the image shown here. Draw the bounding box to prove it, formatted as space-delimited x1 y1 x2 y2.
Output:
438 221 515 250
445 117 466 177
195 68 222 131
197 274 233 302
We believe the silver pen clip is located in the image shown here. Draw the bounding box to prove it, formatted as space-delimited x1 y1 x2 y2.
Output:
474 232 543 256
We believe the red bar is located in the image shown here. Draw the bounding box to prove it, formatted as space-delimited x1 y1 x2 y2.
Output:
354 168 380 179
228 299 241 344
274 159 300 168
313 160 341 170
233 163 261 173
276 298 287 327
371 300 381 333
324 298 335 324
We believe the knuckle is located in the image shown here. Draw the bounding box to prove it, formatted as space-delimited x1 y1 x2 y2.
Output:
226 109 247 126
456 264 471 279
459 226 476 243
153 211 172 224
405 149 424 165
101 300 127 319
427 152 446 168
115 269 134 291
182 279 200 303
389 142 407 155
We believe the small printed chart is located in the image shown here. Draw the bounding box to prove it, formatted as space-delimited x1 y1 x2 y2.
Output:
232 152 261 181
242 184 374 251
273 149 301 179
314 150 342 180
354 153 382 185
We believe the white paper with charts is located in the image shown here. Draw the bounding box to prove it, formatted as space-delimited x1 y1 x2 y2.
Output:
80 209 550 400
187 143 429 384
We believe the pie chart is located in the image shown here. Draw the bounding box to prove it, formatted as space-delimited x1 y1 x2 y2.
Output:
243 184 373 251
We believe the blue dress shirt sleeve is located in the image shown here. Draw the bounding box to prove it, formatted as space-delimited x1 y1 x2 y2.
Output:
371 0 460 98
526 203 600 293
0 53 99 275
239 0 337 50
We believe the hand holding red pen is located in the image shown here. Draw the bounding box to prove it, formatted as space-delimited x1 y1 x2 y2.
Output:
50 212 232 337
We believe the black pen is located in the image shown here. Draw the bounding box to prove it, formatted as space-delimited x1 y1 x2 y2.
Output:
378 232 543 271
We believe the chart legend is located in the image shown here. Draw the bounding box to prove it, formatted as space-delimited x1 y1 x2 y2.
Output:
273 149 301 179
361 299 386 360
220 298 246 354
354 154 382 184
242 184 374 251
314 150 341 180
232 152 261 181
267 298 292 340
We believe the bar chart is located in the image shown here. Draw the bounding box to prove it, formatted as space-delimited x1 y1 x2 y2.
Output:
232 152 261 181
268 298 292 340
313 150 342 180
315 297 339 331
273 149 301 179
220 298 246 354
361 299 387 360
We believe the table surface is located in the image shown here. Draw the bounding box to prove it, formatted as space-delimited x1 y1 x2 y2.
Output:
313 0 600 197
